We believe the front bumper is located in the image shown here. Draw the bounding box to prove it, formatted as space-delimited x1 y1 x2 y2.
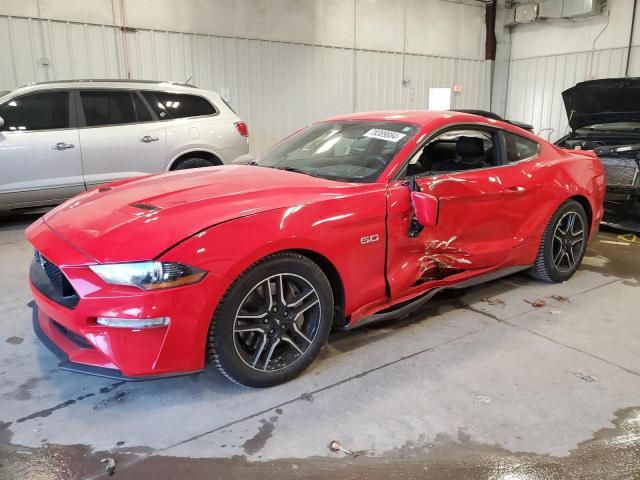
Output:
32 303 199 381
27 218 231 380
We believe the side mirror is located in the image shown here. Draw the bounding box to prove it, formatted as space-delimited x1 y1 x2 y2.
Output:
411 191 438 228
0 116 4 128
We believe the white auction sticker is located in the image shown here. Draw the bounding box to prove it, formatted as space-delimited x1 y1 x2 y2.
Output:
363 128 406 143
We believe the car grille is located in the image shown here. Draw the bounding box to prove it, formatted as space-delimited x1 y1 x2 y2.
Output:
600 156 639 186
30 251 79 309
51 319 93 349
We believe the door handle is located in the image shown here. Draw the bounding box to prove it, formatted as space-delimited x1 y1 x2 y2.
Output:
501 186 527 195
141 135 159 143
52 142 75 151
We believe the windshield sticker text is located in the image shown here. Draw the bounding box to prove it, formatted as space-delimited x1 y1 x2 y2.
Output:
363 129 406 143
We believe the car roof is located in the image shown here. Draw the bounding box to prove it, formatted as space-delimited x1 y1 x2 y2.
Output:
324 110 504 128
7 79 209 97
24 79 198 88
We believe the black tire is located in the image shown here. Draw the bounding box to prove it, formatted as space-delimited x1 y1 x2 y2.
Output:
172 157 217 170
529 199 588 283
208 253 334 388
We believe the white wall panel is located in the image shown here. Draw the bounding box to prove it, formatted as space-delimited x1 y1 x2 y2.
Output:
506 47 632 142
0 0 487 58
510 0 639 60
505 0 640 143
0 15 491 154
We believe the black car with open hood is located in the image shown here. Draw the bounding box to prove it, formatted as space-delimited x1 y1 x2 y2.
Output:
556 78 640 232
563 78 640 131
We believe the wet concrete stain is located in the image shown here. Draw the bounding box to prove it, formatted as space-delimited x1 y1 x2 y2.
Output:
99 382 125 395
16 399 82 424
0 441 141 480
2 377 42 401
13 382 125 424
241 416 278 456
93 390 128 410
0 422 13 445
5 336 23 345
581 230 640 283
299 392 314 403
3 406 632 480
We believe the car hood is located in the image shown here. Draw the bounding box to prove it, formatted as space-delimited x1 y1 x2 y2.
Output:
563 78 640 131
43 165 349 263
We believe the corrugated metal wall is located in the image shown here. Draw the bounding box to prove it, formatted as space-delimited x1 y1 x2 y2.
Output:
506 47 639 142
0 15 492 154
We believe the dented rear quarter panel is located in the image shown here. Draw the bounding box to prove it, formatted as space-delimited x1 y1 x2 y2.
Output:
516 144 605 248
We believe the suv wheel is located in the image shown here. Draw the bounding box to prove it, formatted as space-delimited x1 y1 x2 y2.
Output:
173 157 217 170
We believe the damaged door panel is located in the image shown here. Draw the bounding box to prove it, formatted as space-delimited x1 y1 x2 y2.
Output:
386 171 512 299
385 130 540 300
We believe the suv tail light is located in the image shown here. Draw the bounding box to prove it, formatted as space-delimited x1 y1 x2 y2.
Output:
235 121 249 137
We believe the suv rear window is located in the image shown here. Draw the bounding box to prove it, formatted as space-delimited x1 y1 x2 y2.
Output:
142 92 216 119
80 91 138 127
0 91 69 131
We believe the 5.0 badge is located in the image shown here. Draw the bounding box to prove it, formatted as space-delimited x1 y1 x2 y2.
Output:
360 234 380 245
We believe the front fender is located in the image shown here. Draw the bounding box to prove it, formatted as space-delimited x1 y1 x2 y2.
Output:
160 189 389 316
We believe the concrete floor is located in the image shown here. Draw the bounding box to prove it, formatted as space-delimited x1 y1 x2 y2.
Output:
0 215 639 479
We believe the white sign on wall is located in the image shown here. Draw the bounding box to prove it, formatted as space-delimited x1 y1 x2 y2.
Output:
428 87 452 111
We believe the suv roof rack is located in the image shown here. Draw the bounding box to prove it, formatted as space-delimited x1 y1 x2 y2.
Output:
24 79 199 88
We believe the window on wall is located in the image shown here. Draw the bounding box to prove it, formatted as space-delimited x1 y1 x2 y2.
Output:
0 91 69 131
141 92 217 119
504 131 539 163
80 91 137 127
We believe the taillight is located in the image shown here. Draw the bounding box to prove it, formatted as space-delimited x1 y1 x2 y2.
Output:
235 121 249 137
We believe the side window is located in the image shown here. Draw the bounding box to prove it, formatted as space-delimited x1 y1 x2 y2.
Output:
80 90 137 127
504 131 539 163
408 129 498 176
0 91 69 132
142 91 216 119
132 93 154 122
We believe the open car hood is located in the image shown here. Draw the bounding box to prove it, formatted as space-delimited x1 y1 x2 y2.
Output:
563 78 640 131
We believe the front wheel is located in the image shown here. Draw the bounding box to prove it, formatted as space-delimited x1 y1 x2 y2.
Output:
208 253 334 387
529 199 589 283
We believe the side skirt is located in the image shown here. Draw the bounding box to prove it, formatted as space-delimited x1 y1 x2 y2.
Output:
340 265 530 331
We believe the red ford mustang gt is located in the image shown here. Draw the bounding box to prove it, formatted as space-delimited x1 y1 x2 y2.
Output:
26 111 605 387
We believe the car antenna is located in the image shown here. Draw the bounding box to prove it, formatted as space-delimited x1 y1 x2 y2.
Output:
184 75 194 85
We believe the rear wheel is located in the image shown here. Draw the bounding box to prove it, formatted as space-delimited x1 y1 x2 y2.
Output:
529 199 588 283
208 253 334 387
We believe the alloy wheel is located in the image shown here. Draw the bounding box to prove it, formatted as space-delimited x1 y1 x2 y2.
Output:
551 211 585 273
232 273 321 372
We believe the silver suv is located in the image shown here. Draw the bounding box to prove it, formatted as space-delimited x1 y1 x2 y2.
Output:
0 80 249 213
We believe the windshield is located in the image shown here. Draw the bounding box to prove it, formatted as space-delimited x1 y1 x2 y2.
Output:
256 121 419 183
578 122 640 132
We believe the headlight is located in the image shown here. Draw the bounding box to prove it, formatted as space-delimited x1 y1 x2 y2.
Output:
90 262 206 290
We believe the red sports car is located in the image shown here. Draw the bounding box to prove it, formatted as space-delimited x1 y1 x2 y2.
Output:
26 111 605 387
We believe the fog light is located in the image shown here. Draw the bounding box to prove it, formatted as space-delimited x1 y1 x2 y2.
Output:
96 317 170 329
